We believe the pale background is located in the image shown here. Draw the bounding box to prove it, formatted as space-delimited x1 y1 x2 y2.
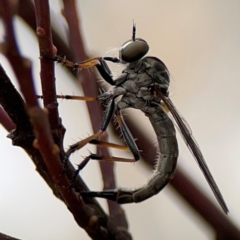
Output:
0 1 240 240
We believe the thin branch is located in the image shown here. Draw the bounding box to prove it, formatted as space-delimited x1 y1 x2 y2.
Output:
0 64 63 200
61 0 129 230
34 0 60 129
0 232 21 240
34 1 129 239
0 67 30 134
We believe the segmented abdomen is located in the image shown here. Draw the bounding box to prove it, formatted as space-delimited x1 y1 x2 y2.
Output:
130 106 178 202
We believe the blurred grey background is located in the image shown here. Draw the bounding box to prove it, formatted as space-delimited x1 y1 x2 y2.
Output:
0 1 240 239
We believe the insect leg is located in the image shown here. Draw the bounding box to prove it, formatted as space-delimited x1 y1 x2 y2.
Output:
80 111 148 203
95 58 116 85
77 111 141 165
71 100 141 170
65 98 116 160
103 57 120 63
37 94 96 102
70 102 141 183
38 91 129 166
115 112 140 160
37 94 128 154
45 55 100 69
47 55 117 86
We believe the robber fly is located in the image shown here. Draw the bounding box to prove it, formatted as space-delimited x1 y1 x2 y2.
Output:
51 24 228 214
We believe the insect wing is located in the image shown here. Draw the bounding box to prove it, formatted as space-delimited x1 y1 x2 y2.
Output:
156 88 228 214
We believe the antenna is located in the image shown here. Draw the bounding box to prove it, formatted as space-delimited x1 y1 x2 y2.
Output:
132 21 136 41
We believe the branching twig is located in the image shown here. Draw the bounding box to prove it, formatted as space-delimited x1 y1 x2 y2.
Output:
1 0 239 239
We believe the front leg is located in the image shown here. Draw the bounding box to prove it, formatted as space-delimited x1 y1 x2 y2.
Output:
46 55 118 86
95 58 116 85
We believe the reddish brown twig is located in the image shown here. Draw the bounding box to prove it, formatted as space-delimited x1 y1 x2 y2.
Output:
61 0 128 229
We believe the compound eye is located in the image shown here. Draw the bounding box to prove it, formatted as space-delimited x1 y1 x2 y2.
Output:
120 38 149 63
